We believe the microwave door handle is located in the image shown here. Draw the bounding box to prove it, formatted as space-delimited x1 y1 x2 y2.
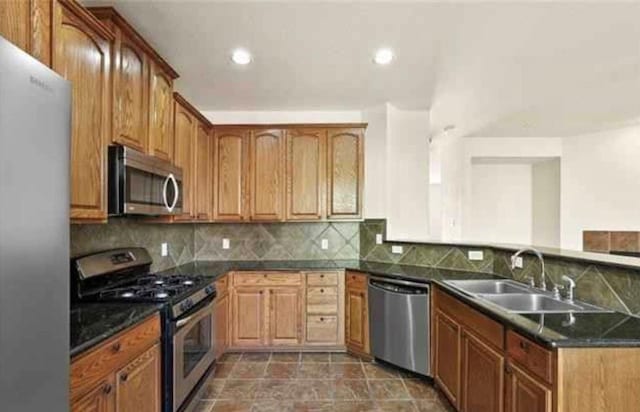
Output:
162 174 171 211
168 173 179 211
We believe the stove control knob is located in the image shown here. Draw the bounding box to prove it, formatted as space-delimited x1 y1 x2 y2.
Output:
205 285 214 295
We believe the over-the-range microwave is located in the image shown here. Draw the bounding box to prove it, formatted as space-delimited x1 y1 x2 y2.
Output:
108 145 183 216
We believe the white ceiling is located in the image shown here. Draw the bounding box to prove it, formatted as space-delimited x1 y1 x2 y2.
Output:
83 0 640 137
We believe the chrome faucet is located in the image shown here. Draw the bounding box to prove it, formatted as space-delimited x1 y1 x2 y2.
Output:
562 275 576 303
510 247 553 292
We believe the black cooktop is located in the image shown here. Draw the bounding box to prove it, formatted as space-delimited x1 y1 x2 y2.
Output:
95 273 209 302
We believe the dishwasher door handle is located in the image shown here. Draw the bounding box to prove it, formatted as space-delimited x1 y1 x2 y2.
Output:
369 276 430 290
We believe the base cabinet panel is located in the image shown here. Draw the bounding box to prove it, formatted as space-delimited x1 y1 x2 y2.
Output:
505 364 552 412
71 377 115 412
115 344 161 412
345 271 369 355
433 310 461 408
268 287 303 346
231 287 266 347
461 330 504 412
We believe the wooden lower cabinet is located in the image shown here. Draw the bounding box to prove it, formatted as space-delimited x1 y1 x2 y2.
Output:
227 271 346 350
269 286 303 346
215 291 229 358
345 271 369 356
70 314 161 412
71 376 115 412
461 330 504 412
433 310 462 408
230 286 267 347
505 363 552 412
114 344 161 412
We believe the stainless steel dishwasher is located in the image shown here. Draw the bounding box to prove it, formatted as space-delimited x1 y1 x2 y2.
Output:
368 276 430 376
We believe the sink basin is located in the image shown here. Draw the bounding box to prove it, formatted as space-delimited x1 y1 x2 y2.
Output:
479 293 606 314
445 279 530 295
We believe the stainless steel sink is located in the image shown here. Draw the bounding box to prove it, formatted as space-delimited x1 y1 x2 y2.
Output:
445 279 530 295
445 279 611 314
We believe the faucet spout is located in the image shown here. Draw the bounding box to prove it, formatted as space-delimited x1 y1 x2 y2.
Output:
511 247 550 291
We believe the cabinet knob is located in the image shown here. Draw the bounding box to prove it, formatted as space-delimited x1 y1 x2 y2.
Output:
320 289 324 293
111 342 121 353
320 274 325 278
263 274 268 278
352 276 356 280
519 341 529 351
270 289 273 294
103 383 112 394
505 365 513 375
259 291 263 295
121 373 128 382
320 317 324 322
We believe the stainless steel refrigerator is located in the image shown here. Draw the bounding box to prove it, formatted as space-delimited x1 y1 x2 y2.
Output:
0 36 71 411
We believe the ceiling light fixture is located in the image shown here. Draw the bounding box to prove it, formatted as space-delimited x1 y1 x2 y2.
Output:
231 48 252 65
374 48 394 65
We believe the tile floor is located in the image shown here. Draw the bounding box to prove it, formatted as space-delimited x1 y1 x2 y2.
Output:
192 352 454 412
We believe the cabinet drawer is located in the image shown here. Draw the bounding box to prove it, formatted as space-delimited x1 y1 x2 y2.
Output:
216 275 229 295
507 330 554 385
434 287 504 350
307 272 339 286
307 315 338 343
70 313 160 398
233 272 302 286
307 287 338 314
346 271 367 290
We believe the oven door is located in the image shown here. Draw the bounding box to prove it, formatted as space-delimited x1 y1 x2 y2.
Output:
173 300 216 411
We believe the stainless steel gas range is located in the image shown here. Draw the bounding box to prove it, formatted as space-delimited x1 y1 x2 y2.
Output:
71 248 216 412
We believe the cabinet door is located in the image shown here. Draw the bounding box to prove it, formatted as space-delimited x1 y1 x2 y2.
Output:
214 292 229 358
71 377 115 412
0 0 51 65
434 310 461 408
194 122 211 220
173 99 195 221
115 343 161 412
148 63 173 161
231 287 266 347
327 128 363 219
461 330 504 412
268 286 303 346
53 1 111 221
345 283 369 354
112 29 148 152
505 363 552 412
249 129 284 221
285 129 326 220
213 130 248 221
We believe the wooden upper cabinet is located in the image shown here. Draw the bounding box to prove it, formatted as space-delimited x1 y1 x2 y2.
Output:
327 128 364 219
285 128 326 221
90 8 149 152
0 0 52 65
115 344 161 412
53 0 112 222
249 129 285 221
194 122 211 221
213 130 248 221
148 63 175 161
173 96 196 221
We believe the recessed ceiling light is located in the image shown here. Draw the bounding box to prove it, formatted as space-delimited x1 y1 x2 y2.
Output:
373 48 394 65
231 48 251 65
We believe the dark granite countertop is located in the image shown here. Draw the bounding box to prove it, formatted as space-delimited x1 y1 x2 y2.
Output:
160 259 640 348
70 302 161 358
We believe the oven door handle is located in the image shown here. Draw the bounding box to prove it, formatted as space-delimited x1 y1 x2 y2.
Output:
176 315 193 328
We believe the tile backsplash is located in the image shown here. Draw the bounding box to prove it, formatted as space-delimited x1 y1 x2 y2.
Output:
71 218 194 272
360 219 494 273
72 217 640 316
71 219 359 272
